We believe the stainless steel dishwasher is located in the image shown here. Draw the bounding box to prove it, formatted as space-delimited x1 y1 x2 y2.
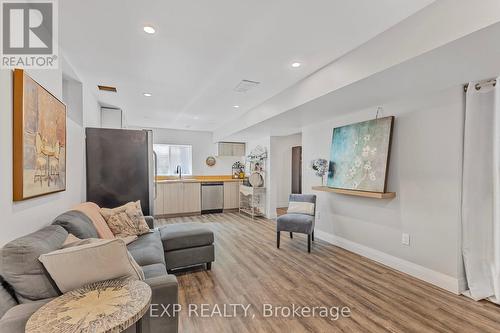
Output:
201 182 224 214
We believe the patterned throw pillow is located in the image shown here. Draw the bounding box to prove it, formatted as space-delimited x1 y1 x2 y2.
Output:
100 201 150 238
287 201 315 216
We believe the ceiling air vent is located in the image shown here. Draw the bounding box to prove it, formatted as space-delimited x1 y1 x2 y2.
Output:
233 79 260 93
98 85 117 92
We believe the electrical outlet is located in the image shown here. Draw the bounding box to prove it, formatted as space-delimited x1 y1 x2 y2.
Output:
401 233 410 246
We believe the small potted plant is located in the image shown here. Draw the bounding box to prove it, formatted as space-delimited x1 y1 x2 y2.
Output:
311 158 328 185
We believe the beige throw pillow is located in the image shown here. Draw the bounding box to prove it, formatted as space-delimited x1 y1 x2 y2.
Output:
100 201 150 238
39 238 144 293
287 201 315 216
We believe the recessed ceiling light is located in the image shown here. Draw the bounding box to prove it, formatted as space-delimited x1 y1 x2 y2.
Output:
233 105 240 108
291 62 301 68
143 92 152 97
193 116 199 120
143 26 156 34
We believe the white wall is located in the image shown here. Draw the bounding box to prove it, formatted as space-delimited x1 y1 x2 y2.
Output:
302 86 465 291
150 127 243 176
82 85 101 127
269 134 302 216
0 66 95 245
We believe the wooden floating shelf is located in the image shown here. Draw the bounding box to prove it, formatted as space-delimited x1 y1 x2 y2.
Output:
312 186 396 199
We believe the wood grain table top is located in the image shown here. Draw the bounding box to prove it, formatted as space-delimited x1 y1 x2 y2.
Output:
26 278 151 333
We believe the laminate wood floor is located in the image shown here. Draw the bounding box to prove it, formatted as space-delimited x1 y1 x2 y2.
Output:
156 213 500 333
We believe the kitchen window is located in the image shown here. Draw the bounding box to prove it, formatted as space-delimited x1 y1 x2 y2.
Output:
154 144 193 176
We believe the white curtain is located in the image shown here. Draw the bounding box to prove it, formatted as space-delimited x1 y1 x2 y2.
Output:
462 78 500 303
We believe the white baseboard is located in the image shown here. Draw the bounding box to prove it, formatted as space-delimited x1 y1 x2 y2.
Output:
315 230 461 294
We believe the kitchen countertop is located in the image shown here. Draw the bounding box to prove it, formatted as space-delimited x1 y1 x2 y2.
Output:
156 177 243 184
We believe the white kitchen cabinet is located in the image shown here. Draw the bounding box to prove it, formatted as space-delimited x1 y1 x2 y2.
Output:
182 182 201 213
155 181 237 216
223 181 241 210
154 181 201 216
218 142 246 156
154 182 165 216
163 182 183 215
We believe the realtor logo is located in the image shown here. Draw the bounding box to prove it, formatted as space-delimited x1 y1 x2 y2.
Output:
1 0 58 68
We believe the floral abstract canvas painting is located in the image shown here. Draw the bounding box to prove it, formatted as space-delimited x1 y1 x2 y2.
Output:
327 116 393 192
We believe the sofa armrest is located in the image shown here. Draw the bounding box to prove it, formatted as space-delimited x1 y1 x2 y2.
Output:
144 216 155 229
141 274 179 333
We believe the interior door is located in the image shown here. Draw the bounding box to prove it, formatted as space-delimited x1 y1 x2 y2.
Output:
291 146 302 194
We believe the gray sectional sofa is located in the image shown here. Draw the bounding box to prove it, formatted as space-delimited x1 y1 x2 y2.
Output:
0 210 215 333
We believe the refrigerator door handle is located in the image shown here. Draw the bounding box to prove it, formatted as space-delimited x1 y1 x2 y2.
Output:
153 151 158 199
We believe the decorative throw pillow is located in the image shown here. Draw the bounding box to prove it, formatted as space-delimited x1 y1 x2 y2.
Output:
100 201 150 238
287 201 315 216
39 238 144 293
73 202 115 239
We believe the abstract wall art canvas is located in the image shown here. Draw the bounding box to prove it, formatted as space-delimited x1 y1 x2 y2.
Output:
327 116 394 193
13 69 67 201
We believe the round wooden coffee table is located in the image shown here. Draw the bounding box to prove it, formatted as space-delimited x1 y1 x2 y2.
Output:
26 278 152 333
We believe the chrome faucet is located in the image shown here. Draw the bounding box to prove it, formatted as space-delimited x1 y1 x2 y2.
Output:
176 165 182 179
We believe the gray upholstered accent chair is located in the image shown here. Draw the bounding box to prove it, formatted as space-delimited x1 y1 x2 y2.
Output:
276 194 317 252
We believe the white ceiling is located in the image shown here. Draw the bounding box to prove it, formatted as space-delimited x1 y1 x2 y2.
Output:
60 0 433 131
223 21 500 141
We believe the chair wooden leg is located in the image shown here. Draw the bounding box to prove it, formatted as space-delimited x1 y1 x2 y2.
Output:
289 232 293 239
277 231 280 248
207 262 212 270
307 234 311 253
312 230 315 242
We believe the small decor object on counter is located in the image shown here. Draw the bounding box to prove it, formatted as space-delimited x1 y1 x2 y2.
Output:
206 156 217 167
232 161 245 178
327 116 394 192
13 69 67 201
311 158 328 185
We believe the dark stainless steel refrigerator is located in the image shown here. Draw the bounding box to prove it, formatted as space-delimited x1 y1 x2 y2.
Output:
85 128 156 215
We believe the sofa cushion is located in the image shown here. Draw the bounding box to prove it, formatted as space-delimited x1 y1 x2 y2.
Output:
0 298 52 333
127 230 165 266
0 225 67 303
52 210 99 239
276 213 314 234
159 223 214 251
73 202 115 239
142 263 167 279
0 277 17 319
